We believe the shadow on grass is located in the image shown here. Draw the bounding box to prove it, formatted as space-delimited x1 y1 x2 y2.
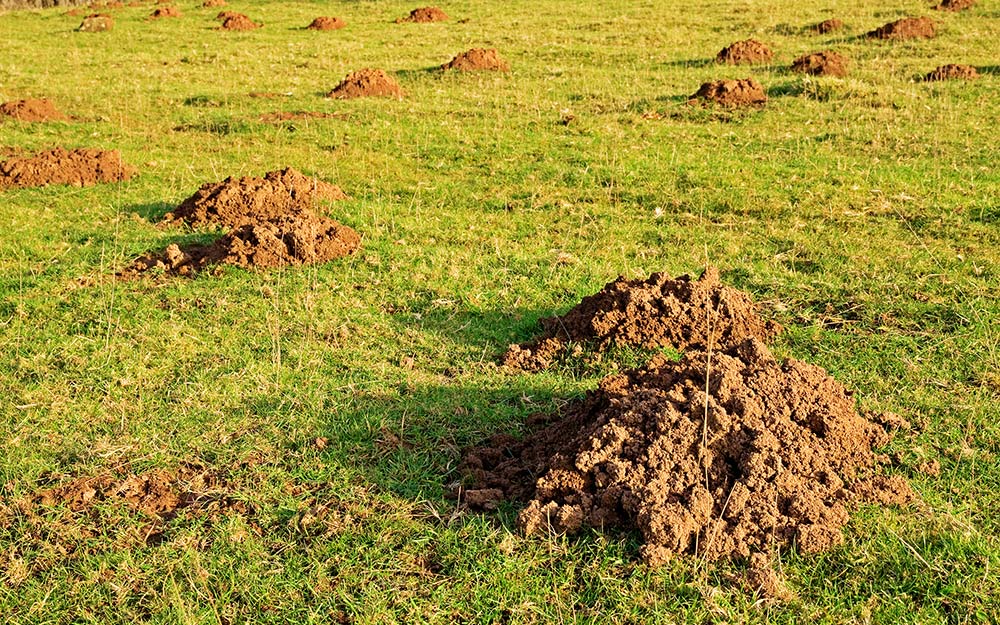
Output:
124 201 174 222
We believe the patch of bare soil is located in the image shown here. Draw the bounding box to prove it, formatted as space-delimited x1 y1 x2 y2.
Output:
503 267 780 372
442 48 510 71
397 6 448 22
866 17 936 40
924 64 979 80
933 0 974 10
811 18 844 34
307 16 346 30
716 39 774 65
462 338 915 565
327 68 404 99
78 12 112 31
202 0 225 6
259 111 346 122
791 50 849 77
219 12 258 30
689 77 767 108
0 98 70 122
0 147 135 189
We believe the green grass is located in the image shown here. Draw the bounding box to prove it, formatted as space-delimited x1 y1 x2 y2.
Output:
1 0 999 622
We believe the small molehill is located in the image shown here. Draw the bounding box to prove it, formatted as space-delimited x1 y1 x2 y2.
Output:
78 13 113 32
397 6 448 22
307 16 346 30
219 13 259 30
150 5 180 18
0 147 135 190
689 78 767 109
866 17 936 40
202 0 225 6
811 18 844 34
328 69 404 99
925 64 979 81
161 167 347 230
442 48 510 71
0 98 70 122
716 39 773 65
462 338 915 565
933 0 974 10
791 51 849 77
503 267 780 371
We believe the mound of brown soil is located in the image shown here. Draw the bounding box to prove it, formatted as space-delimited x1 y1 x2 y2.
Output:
463 338 915 564
150 5 179 18
161 167 347 229
0 147 135 189
216 10 238 20
442 48 510 72
689 78 767 109
397 6 448 22
924 64 979 80
78 12 113 31
0 98 69 122
327 68 404 99
503 267 780 371
866 17 936 40
202 0 225 6
219 13 258 30
259 111 346 122
791 50 849 77
307 16 346 30
716 39 773 65
811 18 844 34
933 0 974 10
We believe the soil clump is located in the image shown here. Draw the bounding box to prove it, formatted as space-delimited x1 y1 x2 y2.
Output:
811 18 844 34
327 68 404 99
78 12 112 31
0 98 70 122
502 267 780 372
791 50 849 77
219 13 258 30
202 0 225 6
462 338 915 564
716 39 773 65
307 16 346 30
866 17 936 40
933 0 974 10
689 78 767 108
150 5 178 17
442 48 510 72
397 6 448 22
924 64 979 80
0 147 135 189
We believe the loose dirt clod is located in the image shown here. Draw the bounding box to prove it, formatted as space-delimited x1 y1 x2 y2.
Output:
161 167 347 230
716 39 774 65
202 0 225 6
0 147 135 189
745 553 795 601
462 338 915 564
0 98 70 122
866 17 936 40
791 50 849 77
397 6 448 22
150 5 180 18
924 64 979 81
307 16 346 30
933 0 974 10
327 68 404 99
811 18 844 34
442 48 510 71
502 267 780 371
219 13 259 30
689 78 768 109
78 13 113 32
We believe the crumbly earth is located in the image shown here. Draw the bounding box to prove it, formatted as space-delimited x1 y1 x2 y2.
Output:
924 64 980 81
161 167 347 229
811 18 844 34
933 0 974 10
791 51 849 77
202 0 225 6
150 5 179 18
502 267 780 371
78 13 112 31
397 6 448 23
442 48 510 72
462 339 915 564
866 17 936 40
219 13 258 30
327 68 404 99
716 39 773 65
0 147 135 189
307 16 346 30
0 98 69 122
689 78 768 108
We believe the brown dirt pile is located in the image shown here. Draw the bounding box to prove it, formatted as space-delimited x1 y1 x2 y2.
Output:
161 167 347 229
791 51 849 77
933 0 974 10
0 147 135 189
219 13 258 30
328 68 404 99
689 78 767 108
866 17 936 40
150 5 180 18
307 16 346 30
924 64 979 80
503 267 780 372
716 39 774 65
442 48 510 72
78 13 112 31
0 98 69 122
811 18 844 34
462 338 915 564
397 6 448 22
202 0 225 6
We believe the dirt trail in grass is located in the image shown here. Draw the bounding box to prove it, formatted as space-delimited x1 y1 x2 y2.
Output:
0 147 135 189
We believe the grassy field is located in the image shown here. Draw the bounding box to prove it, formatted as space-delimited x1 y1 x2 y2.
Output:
1 0 999 622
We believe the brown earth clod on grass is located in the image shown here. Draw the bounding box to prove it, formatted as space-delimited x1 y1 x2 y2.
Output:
791 51 849 77
866 17 936 40
0 147 135 189
502 267 780 371
150 5 179 18
811 18 844 34
0 98 70 122
716 39 773 65
924 64 979 81
689 77 767 109
463 338 916 565
78 13 113 31
219 13 258 30
202 0 225 6
327 68 404 99
307 16 346 30
933 0 974 11
397 6 448 23
442 48 510 72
